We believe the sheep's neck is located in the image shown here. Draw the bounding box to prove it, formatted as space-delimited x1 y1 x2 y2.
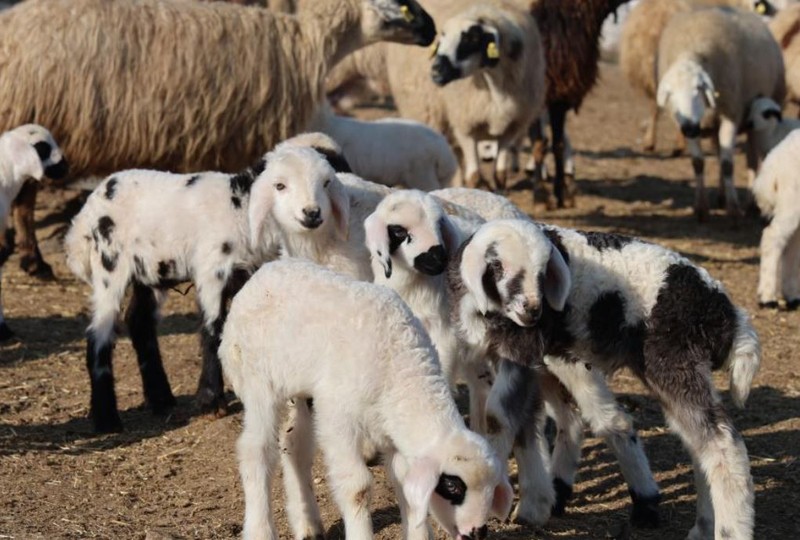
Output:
299 0 364 69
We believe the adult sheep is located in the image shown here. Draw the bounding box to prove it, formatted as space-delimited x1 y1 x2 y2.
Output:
0 0 435 278
769 3 800 108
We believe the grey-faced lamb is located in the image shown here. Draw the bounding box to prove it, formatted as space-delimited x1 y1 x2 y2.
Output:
744 96 800 159
656 6 785 220
447 219 761 539
751 128 800 310
0 0 435 279
0 124 68 341
219 258 513 540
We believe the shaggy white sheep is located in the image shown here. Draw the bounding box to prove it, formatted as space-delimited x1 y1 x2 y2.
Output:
656 6 785 220
310 104 458 190
0 124 67 341
751 129 800 310
219 259 513 540
448 219 761 539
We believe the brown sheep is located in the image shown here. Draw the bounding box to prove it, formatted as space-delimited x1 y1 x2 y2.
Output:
0 0 434 279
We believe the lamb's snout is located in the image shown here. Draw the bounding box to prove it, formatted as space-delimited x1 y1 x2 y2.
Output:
458 525 488 540
432 55 461 86
511 302 542 327
301 206 323 229
413 244 447 275
680 121 701 139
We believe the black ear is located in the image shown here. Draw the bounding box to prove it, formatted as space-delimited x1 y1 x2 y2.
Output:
311 146 352 173
763 109 783 122
251 157 267 178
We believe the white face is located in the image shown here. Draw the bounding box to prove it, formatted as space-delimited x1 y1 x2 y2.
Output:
10 124 69 180
657 63 716 139
431 17 499 86
360 0 436 47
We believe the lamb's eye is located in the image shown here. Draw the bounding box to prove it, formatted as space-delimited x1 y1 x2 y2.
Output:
387 225 408 253
435 474 467 505
275 183 286 191
324 179 331 188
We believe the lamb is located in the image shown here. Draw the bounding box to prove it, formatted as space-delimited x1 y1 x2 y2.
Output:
390 0 546 191
219 259 513 540
309 103 458 190
620 0 774 153
751 129 800 310
0 125 68 341
447 218 761 539
769 3 800 107
366 190 661 524
656 6 785 220
63 135 353 432
744 96 800 158
0 0 435 279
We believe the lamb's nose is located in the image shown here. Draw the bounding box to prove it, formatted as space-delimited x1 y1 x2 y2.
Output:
303 206 321 220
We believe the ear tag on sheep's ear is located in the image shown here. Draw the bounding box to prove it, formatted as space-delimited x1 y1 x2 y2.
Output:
756 1 767 14
400 5 414 23
486 41 500 60
429 41 439 59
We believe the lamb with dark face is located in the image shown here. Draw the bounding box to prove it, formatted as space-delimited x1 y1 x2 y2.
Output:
448 219 761 540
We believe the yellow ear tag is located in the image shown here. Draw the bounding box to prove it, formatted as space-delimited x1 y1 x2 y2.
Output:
429 41 439 59
486 41 500 60
400 5 414 23
756 2 766 14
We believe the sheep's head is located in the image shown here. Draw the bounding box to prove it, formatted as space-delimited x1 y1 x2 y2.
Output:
431 12 522 86
402 430 513 539
0 124 68 185
360 0 436 47
248 146 349 249
744 97 783 133
273 131 352 174
364 190 460 279
459 220 571 327
657 59 717 139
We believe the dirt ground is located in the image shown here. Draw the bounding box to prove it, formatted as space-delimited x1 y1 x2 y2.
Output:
1 62 798 540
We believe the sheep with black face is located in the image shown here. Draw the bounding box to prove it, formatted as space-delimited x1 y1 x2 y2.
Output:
448 219 761 540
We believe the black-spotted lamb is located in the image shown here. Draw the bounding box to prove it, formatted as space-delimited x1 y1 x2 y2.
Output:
0 124 68 341
447 219 761 540
219 259 513 540
656 6 785 220
751 128 800 310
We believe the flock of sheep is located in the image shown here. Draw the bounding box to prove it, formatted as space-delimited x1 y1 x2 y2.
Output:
1 0 800 539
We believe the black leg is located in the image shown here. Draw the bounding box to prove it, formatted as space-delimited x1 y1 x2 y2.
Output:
125 283 175 414
196 317 227 416
549 103 568 209
86 331 123 433
13 181 54 280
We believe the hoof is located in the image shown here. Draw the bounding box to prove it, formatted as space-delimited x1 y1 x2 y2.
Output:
694 205 709 223
92 411 124 434
19 254 55 280
148 391 177 415
758 301 779 310
0 322 15 342
783 299 800 311
511 496 552 527
196 389 228 418
629 490 661 529
551 478 573 517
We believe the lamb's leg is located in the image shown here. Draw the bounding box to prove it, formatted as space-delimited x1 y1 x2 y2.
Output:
758 213 800 308
238 403 281 540
494 142 513 193
643 102 658 152
453 131 485 190
780 228 800 310
549 103 575 209
486 359 553 526
686 137 708 221
316 405 374 540
652 370 754 540
125 283 175 413
195 279 228 416
12 181 53 279
0 260 13 341
545 358 661 527
281 399 324 540
86 274 128 433
538 370 583 517
718 118 741 220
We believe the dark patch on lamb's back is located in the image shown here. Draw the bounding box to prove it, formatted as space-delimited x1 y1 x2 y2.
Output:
587 291 646 370
577 230 635 251
104 177 118 200
185 175 200 187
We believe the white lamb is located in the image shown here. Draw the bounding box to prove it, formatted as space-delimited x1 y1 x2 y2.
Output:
219 259 513 540
751 128 800 310
310 104 458 190
0 124 67 341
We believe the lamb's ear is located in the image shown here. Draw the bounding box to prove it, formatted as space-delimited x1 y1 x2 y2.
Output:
328 175 350 241
543 244 571 311
247 174 276 250
364 212 392 278
403 457 440 529
461 236 491 315
700 72 717 109
490 476 514 520
3 133 44 182
438 216 460 256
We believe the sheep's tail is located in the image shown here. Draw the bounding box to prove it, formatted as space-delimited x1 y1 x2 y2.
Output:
64 207 94 283
723 308 762 408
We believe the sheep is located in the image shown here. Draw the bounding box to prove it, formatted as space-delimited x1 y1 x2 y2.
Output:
769 3 800 107
447 218 761 539
744 96 800 159
0 125 68 341
656 6 785 221
620 0 775 153
325 44 391 112
751 129 800 310
309 103 458 190
387 0 546 191
366 190 662 524
63 134 354 432
0 0 436 280
219 259 513 540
